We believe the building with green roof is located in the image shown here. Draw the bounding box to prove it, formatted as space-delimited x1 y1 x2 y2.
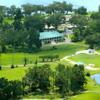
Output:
39 31 64 44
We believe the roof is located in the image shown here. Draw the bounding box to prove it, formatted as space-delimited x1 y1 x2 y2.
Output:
39 31 64 40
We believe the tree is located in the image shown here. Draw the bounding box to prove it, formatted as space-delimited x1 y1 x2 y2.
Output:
71 64 86 93
0 6 6 28
98 5 100 12
46 13 64 29
13 8 23 30
91 12 100 20
70 15 88 41
9 80 23 99
0 5 6 16
75 6 87 15
22 3 34 16
71 29 81 42
65 3 73 14
24 14 45 31
70 15 88 27
25 29 41 52
0 78 23 99
85 33 100 49
23 57 28 66
0 78 9 100
45 1 73 14
22 64 52 93
0 15 3 28
9 5 16 17
55 64 72 97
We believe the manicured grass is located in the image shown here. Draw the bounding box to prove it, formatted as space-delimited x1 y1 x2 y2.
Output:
0 67 27 80
0 43 100 99
0 43 87 66
24 93 61 99
69 92 100 100
69 54 100 67
0 62 58 80
88 70 100 75
69 76 100 100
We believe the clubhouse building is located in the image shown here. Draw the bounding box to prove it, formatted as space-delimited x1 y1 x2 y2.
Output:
39 31 64 44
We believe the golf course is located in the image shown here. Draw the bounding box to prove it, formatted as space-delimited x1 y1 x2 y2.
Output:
0 43 100 99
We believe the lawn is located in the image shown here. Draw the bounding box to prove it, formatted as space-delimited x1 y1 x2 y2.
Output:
69 54 100 67
69 76 100 100
0 43 87 66
0 43 100 99
0 62 58 80
0 67 27 80
69 92 100 100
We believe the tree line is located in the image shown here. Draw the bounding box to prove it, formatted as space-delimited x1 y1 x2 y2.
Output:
70 6 100 49
0 64 87 99
0 1 89 53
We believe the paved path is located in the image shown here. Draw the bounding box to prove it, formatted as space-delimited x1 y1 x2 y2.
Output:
1 50 100 71
61 50 100 71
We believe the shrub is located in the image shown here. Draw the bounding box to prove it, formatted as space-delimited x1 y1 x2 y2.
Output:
86 72 91 77
11 64 15 69
0 78 23 99
0 66 2 70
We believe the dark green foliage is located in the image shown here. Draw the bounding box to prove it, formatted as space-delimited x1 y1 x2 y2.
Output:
45 1 73 14
70 15 88 27
23 57 28 66
13 8 23 30
22 64 52 93
39 55 59 62
24 14 45 31
22 3 34 16
91 12 100 20
25 29 42 52
7 5 16 17
75 6 87 15
0 63 86 98
22 4 45 15
11 64 15 69
71 64 86 92
46 13 65 29
70 15 88 41
86 72 91 77
85 32 100 49
0 66 2 70
55 64 72 96
55 64 86 95
0 78 23 100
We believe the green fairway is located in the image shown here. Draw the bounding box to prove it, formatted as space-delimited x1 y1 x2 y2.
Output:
0 67 27 80
0 43 86 66
69 54 100 67
69 92 100 100
69 77 100 100
0 62 58 80
0 43 100 100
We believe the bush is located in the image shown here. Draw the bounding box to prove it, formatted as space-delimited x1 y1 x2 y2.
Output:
0 66 2 70
86 72 90 77
11 64 15 69
0 78 23 99
23 57 28 66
